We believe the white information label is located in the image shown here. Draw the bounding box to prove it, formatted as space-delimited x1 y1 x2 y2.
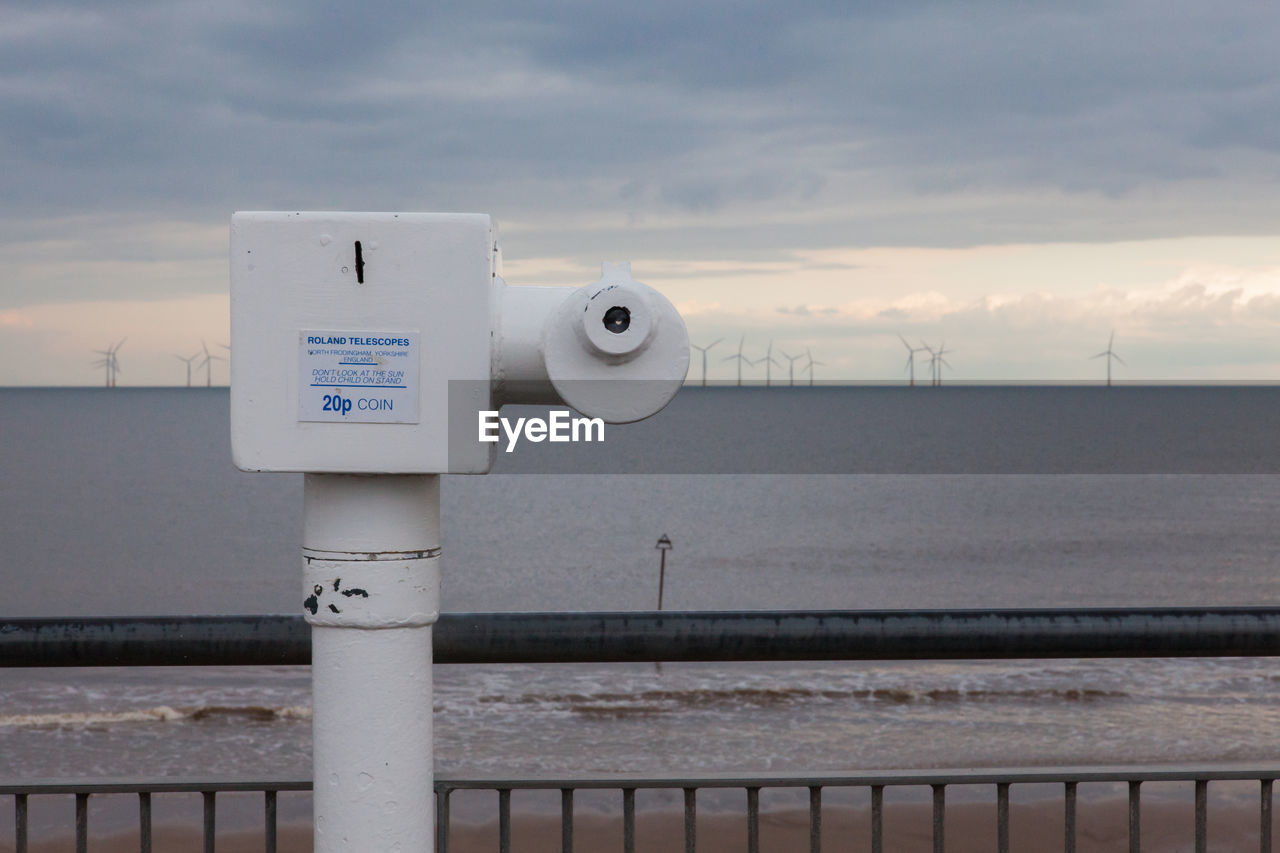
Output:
298 330 420 423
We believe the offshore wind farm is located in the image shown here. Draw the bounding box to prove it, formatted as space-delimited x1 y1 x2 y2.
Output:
671 331 1128 387
80 329 1151 388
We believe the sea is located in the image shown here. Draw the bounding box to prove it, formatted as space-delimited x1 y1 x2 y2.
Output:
4 386 1280 825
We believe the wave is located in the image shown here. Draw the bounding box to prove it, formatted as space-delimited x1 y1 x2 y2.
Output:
2 684 1130 729
0 705 312 729
475 685 1129 718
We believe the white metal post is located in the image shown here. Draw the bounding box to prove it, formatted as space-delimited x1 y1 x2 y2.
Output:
302 473 441 852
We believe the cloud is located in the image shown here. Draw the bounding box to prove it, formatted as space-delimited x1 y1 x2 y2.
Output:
2 1 1278 252
4 3 1280 382
776 304 838 316
0 216 227 308
672 300 724 320
677 256 1280 382
813 264 1280 335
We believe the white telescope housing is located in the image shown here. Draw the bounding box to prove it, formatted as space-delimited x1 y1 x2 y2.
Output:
229 211 688 853
230 211 689 474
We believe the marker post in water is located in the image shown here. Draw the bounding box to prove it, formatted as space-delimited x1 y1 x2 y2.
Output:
230 212 688 852
656 534 673 611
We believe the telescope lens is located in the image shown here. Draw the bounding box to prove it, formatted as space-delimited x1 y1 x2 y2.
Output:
603 305 631 334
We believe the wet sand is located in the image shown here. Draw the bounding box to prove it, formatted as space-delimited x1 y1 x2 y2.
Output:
4 796 1273 852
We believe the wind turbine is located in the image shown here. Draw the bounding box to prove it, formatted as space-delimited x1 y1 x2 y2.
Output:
933 343 953 386
1091 331 1125 386
174 352 199 387
780 350 804 386
92 352 112 387
92 338 126 387
91 350 111 384
899 335 927 387
803 349 825 386
761 339 781 387
722 335 752 387
921 343 937 386
689 338 722 387
197 339 226 387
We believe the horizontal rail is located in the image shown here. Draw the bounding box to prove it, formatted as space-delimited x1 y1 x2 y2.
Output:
5 608 1280 666
434 763 1280 790
3 762 1278 795
0 779 310 796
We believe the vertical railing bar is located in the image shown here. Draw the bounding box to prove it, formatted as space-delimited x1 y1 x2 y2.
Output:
1262 779 1273 853
1195 780 1207 853
436 786 451 853
809 786 822 853
684 788 696 853
932 784 945 853
76 792 88 853
746 787 760 853
1129 780 1141 853
871 785 884 853
561 788 574 853
499 789 512 853
997 782 1010 853
1065 781 1077 853
264 790 277 853
139 791 152 853
203 790 216 853
74 788 88 850
15 793 28 853
622 788 636 853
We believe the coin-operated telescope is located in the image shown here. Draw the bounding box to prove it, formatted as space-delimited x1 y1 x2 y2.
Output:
229 212 688 853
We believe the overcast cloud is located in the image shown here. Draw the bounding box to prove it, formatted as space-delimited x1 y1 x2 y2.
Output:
6 3 1278 227
1 1 1278 381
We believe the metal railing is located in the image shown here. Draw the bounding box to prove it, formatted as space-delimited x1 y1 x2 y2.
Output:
437 765 1280 853
6 609 1280 851
5 765 1278 853
0 779 309 853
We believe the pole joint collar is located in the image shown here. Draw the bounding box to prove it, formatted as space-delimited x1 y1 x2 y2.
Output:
302 552 441 628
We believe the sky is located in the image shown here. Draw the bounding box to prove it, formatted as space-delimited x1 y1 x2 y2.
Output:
2 1 1279 385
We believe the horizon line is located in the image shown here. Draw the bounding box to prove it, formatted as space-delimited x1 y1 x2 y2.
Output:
7 379 1280 391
